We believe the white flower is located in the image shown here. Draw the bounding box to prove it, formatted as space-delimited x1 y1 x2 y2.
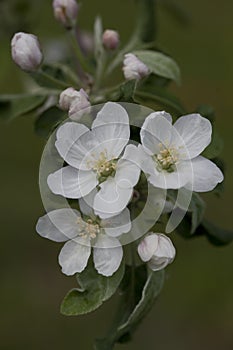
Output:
139 111 223 191
11 32 43 72
138 233 176 271
53 0 79 28
36 191 131 276
102 29 120 50
59 87 91 118
47 102 141 218
123 53 150 81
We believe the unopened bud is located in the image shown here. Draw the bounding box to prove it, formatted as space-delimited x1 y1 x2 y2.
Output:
102 29 120 50
11 32 43 72
59 88 91 119
59 87 81 111
69 89 91 119
53 0 78 29
138 233 176 271
123 53 150 81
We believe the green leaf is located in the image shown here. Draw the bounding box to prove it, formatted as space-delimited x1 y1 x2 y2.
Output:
135 83 185 116
202 127 224 159
95 265 165 349
34 107 66 138
189 193 206 234
0 94 46 121
195 104 215 122
133 50 181 84
119 269 164 332
61 259 125 316
31 64 69 89
200 220 233 246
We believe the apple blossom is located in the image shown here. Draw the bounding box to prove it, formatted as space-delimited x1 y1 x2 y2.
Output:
138 233 176 271
11 32 43 72
53 0 79 29
36 190 131 276
59 87 91 118
102 29 120 50
47 102 141 218
123 53 150 80
139 111 224 191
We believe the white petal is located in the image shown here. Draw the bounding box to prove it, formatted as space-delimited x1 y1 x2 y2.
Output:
93 177 133 219
101 208 131 237
148 234 176 271
137 234 159 262
92 122 129 159
55 122 90 169
140 112 173 155
47 166 98 198
147 161 190 189
93 235 123 276
139 145 159 176
36 209 80 242
186 156 224 192
173 114 212 159
115 159 141 189
56 128 99 170
58 237 91 276
122 144 142 167
78 189 97 218
92 102 129 128
91 103 130 159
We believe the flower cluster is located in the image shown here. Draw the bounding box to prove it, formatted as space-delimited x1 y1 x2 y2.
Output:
36 102 223 277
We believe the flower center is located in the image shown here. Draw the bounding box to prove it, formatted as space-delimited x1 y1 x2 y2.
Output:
154 143 179 172
87 150 117 181
77 217 101 239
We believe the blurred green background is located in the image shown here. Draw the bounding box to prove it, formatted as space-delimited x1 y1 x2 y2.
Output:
0 0 232 349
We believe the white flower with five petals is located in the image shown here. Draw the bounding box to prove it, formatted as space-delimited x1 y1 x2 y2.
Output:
36 191 131 276
139 111 223 191
47 102 141 218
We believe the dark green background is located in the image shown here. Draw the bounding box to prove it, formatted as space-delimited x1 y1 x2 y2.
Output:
0 0 232 349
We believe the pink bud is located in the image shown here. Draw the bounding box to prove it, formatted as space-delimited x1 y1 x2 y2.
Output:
69 89 91 119
102 29 120 50
123 53 150 81
11 32 43 72
53 0 79 29
59 87 80 111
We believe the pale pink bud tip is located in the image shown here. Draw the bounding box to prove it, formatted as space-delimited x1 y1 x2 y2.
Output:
123 53 150 81
138 233 176 271
102 29 120 50
59 88 91 120
53 0 79 29
11 32 43 72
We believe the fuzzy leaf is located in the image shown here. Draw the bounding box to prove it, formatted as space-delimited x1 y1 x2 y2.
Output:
34 106 66 138
61 260 125 316
189 193 206 234
202 127 224 159
95 265 164 349
135 85 185 116
201 220 233 246
133 50 181 84
0 94 46 121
